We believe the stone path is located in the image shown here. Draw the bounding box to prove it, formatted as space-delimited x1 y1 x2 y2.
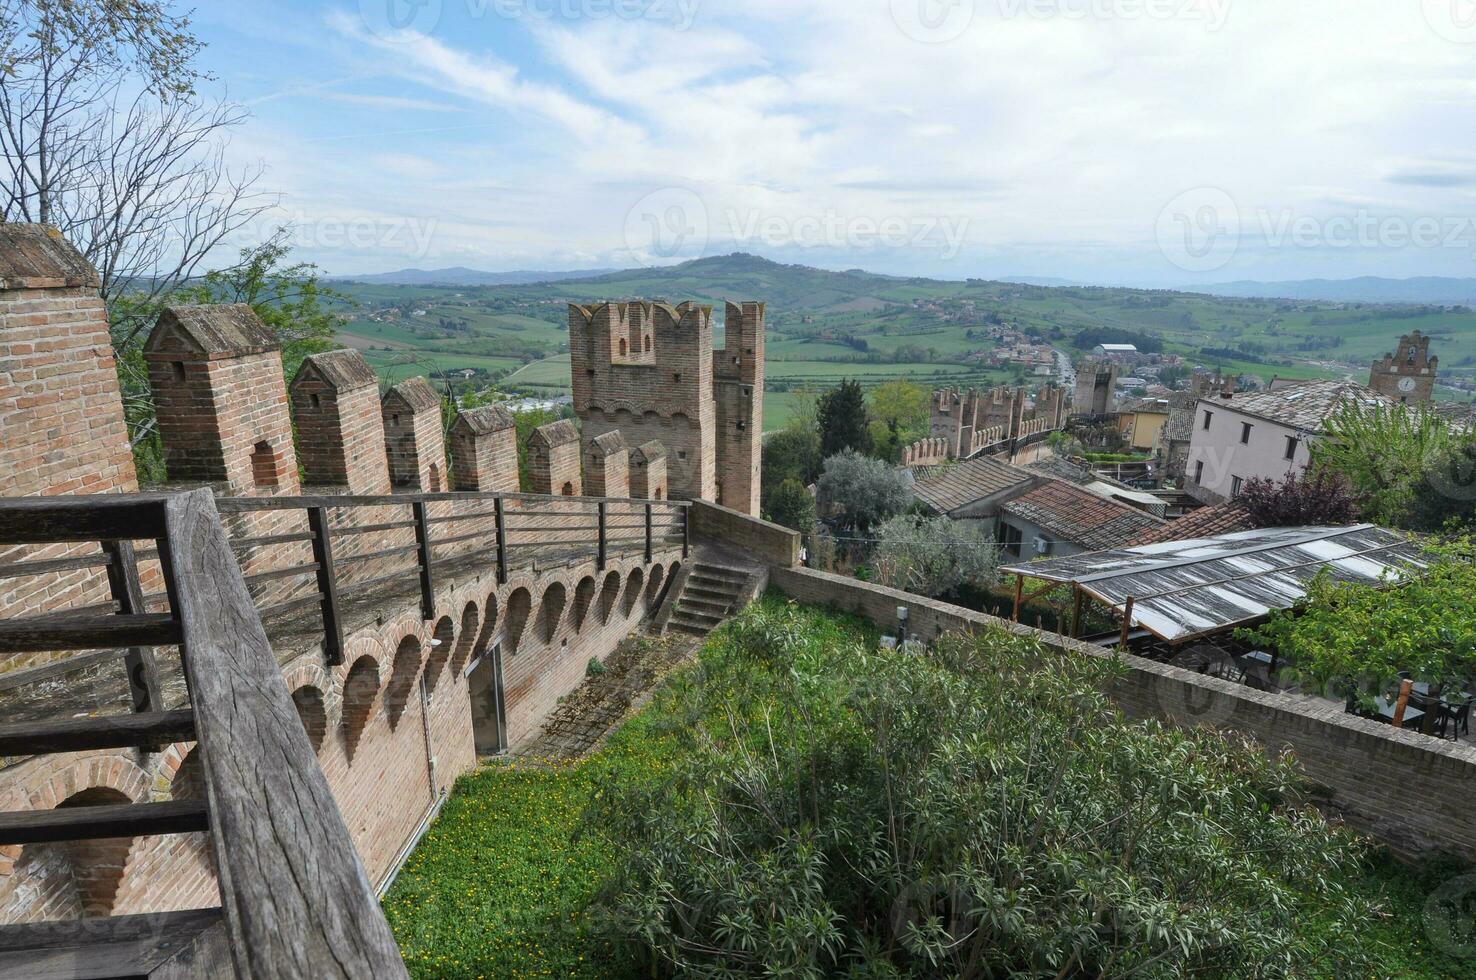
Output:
512 629 702 761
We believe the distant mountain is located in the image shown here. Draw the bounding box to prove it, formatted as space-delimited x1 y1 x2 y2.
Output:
332 266 617 287
999 275 1090 288
1188 276 1476 305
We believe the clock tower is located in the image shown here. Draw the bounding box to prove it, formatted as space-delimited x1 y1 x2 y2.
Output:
1369 331 1437 404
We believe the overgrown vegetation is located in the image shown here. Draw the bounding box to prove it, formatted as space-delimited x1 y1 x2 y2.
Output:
385 597 1471 979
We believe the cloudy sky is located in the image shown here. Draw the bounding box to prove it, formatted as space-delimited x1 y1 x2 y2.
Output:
189 0 1476 284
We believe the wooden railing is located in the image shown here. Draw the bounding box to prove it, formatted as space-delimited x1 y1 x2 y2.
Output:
212 490 691 664
0 490 408 978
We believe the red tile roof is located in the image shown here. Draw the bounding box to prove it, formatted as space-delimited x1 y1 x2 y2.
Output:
1002 480 1164 551
1129 501 1255 546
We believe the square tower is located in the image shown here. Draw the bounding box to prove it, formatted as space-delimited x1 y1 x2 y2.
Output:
569 301 715 503
145 304 299 495
291 349 391 493
449 405 518 492
713 301 765 514
382 377 447 491
1369 331 1438 404
528 419 582 496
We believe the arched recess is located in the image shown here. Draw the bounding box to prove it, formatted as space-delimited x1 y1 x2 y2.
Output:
385 635 424 730
540 582 567 643
423 615 457 693
505 587 532 655
51 787 137 918
572 576 597 633
465 591 500 671
439 603 478 685
341 655 380 758
645 564 666 608
292 686 329 753
621 567 645 617
250 440 280 489
598 571 621 625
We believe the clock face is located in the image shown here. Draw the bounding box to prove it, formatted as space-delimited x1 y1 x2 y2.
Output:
1398 377 1417 393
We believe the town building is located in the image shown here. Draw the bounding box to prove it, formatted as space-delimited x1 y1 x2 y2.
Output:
997 480 1164 558
1184 380 1390 504
910 455 1042 525
1368 330 1438 404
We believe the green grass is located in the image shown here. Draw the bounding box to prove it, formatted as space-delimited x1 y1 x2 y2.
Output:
383 598 1472 979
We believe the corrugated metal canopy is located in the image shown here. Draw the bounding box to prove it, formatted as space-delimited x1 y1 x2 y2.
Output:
1001 525 1430 643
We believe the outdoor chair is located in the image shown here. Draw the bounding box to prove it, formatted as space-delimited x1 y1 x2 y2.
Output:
1440 699 1472 741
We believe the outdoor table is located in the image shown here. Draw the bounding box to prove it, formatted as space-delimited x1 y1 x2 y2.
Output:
1373 696 1425 729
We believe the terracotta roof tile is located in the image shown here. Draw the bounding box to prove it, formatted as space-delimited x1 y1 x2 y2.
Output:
1128 501 1256 546
1002 480 1164 550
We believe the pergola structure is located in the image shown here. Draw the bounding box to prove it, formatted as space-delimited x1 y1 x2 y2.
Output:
1001 525 1430 648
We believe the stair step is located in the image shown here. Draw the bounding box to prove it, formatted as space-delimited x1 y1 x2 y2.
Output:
685 581 739 597
668 621 711 637
690 565 749 582
673 609 723 626
691 560 752 575
687 577 744 595
0 907 224 980
0 613 180 655
0 800 209 846
679 596 731 615
0 709 196 757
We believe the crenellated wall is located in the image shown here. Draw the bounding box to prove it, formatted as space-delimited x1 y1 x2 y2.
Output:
911 383 1066 463
0 227 695 929
569 299 763 515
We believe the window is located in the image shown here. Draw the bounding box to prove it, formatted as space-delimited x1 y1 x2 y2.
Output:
618 338 627 356
1284 435 1299 461
1231 476 1244 497
1240 422 1253 444
1194 460 1205 484
999 522 1024 558
643 335 651 352
561 481 575 496
170 361 186 382
1202 410 1213 430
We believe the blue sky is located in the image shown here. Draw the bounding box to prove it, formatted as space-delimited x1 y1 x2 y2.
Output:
188 1 1476 285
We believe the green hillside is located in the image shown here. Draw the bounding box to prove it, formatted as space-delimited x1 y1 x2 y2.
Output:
329 253 1476 419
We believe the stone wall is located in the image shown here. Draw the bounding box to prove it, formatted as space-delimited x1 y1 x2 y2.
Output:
767 565 1476 863
689 500 800 568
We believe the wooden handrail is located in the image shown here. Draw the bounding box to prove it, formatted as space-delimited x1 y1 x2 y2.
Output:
163 489 409 978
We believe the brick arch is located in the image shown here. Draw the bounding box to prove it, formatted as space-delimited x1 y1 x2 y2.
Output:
284 662 337 730
52 787 138 918
622 567 645 617
540 582 567 643
645 564 666 608
170 747 207 802
598 570 622 625
572 576 597 633
292 686 329 753
385 635 424 730
341 654 381 759
466 590 500 668
422 615 456 694
505 587 532 655
445 601 480 681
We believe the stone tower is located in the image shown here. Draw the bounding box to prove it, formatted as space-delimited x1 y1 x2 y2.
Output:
1073 360 1120 416
712 301 764 514
1369 331 1437 404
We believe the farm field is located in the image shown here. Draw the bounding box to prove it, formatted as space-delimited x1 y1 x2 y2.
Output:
330 253 1476 406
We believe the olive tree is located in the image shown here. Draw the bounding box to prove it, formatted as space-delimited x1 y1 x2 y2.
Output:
815 450 912 531
872 513 1000 599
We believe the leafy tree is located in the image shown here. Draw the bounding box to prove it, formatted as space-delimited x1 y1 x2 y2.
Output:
815 450 911 531
872 513 999 599
595 604 1376 978
817 380 872 458
172 229 342 378
1246 541 1474 721
867 379 930 463
1312 403 1454 527
762 427 822 494
763 479 815 531
1239 470 1358 528
1404 437 1476 532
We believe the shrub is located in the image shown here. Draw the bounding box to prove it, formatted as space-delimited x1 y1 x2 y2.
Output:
871 513 1000 599
815 450 912 531
1239 469 1358 527
594 604 1376 978
764 478 816 531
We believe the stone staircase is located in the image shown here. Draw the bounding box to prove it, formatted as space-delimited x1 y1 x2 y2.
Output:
661 560 755 639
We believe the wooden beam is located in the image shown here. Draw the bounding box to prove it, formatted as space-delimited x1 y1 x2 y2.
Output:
162 489 409 979
0 709 195 757
494 497 508 585
0 613 180 655
1119 596 1136 649
307 508 345 667
1012 573 1024 622
0 496 168 544
411 501 436 621
102 539 163 720
0 800 207 846
1072 585 1086 639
